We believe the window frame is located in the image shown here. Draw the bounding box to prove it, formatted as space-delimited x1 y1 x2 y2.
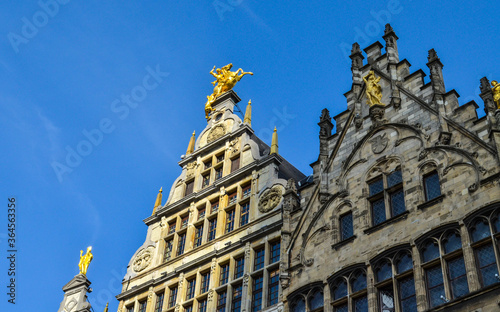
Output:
367 167 405 227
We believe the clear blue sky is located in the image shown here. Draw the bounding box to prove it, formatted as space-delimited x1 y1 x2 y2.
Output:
0 1 498 311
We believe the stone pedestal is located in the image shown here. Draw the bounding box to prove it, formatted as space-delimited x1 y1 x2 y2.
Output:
57 274 92 312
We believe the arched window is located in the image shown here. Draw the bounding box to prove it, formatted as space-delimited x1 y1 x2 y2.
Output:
308 290 324 311
468 211 500 288
372 249 416 312
418 229 469 308
329 268 367 312
291 297 306 312
289 287 324 312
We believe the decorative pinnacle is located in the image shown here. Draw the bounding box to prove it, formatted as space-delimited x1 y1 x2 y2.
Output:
186 131 196 155
270 127 279 155
104 303 109 312
152 187 163 215
244 99 252 125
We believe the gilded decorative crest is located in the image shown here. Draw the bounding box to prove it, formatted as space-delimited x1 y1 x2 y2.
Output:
258 186 283 213
132 247 154 273
207 124 226 143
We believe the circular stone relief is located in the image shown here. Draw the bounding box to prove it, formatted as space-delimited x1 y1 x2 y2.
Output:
258 186 283 213
207 124 226 143
132 247 154 273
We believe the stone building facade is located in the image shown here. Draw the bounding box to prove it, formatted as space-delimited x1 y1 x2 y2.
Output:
281 25 500 312
115 91 305 312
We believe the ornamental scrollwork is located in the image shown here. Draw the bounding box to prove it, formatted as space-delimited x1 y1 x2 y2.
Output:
258 186 283 213
132 247 154 273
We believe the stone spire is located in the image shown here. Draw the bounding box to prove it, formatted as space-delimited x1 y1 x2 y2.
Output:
270 127 279 155
152 187 163 215
427 49 445 94
350 42 364 93
186 131 196 155
382 23 399 64
104 303 109 312
244 99 252 125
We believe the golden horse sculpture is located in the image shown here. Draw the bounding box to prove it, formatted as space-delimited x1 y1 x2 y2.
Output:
78 246 93 276
205 63 253 120
492 80 500 109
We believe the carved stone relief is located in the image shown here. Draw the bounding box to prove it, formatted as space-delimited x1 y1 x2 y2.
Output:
258 186 283 213
207 124 226 143
370 132 388 154
132 247 155 273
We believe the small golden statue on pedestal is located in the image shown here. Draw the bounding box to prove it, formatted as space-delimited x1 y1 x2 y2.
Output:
78 246 93 276
205 63 253 120
492 80 500 109
363 70 384 106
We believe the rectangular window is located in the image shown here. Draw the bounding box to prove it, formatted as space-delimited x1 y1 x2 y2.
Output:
168 222 176 234
211 201 219 214
254 248 265 270
194 225 204 248
390 188 405 217
185 305 193 312
424 172 441 201
369 178 384 196
138 301 147 312
220 264 229 285
252 275 263 312
340 212 353 240
240 202 250 226
353 296 368 312
185 181 194 196
168 287 177 308
231 157 240 172
447 257 469 298
177 233 186 256
208 218 217 241
217 291 227 312
217 154 225 163
270 241 280 263
202 174 210 188
234 257 245 279
228 192 238 205
268 269 280 306
399 276 417 312
181 215 189 229
154 292 164 312
163 240 173 262
201 272 210 293
474 244 499 287
186 279 196 300
204 161 212 170
215 167 223 180
378 285 394 312
242 185 251 199
198 299 207 312
226 209 235 233
372 198 386 226
232 284 242 312
198 208 206 220
126 306 134 312
425 265 445 308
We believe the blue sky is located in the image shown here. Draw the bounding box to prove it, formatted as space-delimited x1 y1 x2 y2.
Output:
0 1 498 311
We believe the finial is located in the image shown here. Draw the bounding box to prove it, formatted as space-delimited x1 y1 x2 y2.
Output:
244 99 252 125
186 131 196 155
384 23 394 35
270 127 278 155
78 246 93 276
104 303 109 312
480 77 491 93
152 187 163 215
427 49 439 62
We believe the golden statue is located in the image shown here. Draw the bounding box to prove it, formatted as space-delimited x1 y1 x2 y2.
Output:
205 63 253 120
363 70 384 106
78 246 93 276
492 80 500 109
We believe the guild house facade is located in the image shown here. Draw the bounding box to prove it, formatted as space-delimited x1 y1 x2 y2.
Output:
114 25 500 312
